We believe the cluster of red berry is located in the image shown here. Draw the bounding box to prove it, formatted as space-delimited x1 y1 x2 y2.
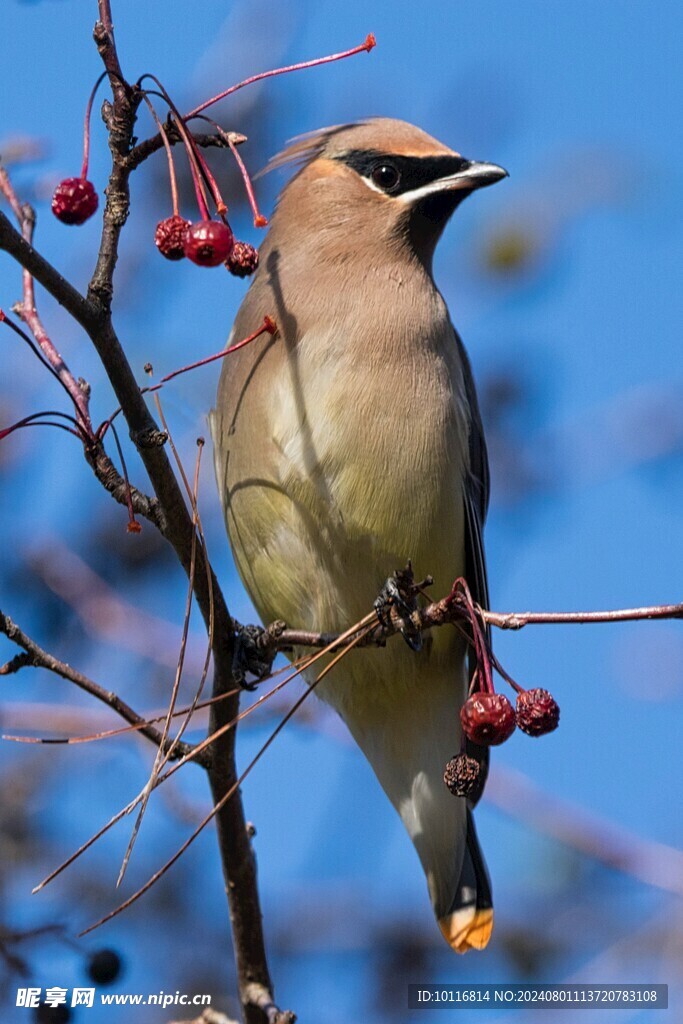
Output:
442 580 561 799
50 75 261 278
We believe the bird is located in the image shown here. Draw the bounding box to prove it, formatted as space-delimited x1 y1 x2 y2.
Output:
210 118 507 953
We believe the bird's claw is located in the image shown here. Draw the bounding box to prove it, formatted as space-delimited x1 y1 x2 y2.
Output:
232 623 277 690
374 561 424 652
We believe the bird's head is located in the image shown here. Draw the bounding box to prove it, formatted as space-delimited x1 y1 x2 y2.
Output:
264 118 507 270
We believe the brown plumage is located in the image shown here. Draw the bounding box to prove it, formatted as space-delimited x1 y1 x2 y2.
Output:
210 119 507 952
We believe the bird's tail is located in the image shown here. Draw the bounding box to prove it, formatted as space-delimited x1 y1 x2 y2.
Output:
323 654 493 953
441 810 493 952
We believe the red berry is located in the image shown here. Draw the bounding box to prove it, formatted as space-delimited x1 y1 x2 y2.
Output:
516 688 560 736
51 177 98 225
226 240 259 278
443 752 481 797
155 215 190 260
460 691 516 746
183 220 234 267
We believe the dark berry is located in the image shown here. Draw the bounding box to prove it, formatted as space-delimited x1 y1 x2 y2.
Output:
51 177 98 225
155 215 190 260
444 752 481 797
460 691 516 746
34 1005 71 1024
226 240 259 278
183 220 234 267
516 688 560 736
87 947 123 984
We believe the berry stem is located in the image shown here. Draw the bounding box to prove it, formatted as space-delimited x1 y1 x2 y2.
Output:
0 173 94 437
1 308 74 396
0 410 85 442
450 577 495 694
108 421 141 533
488 649 525 694
96 317 276 441
143 317 276 393
186 34 377 118
191 145 228 218
141 78 212 220
193 116 267 228
81 72 107 180
142 95 180 217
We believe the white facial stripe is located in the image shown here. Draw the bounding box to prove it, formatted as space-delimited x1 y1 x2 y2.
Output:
358 172 468 203
359 175 387 196
358 163 506 203
395 176 469 204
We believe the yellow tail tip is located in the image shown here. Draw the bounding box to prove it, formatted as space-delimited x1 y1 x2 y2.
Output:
439 907 494 953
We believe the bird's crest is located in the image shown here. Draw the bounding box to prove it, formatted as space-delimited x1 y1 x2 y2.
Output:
257 122 366 179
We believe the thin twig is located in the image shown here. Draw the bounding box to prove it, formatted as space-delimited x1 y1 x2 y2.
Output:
79 625 372 937
482 602 683 629
31 619 369 898
186 35 376 118
0 166 94 434
150 405 214 769
0 610 199 762
31 646 319 895
117 430 204 884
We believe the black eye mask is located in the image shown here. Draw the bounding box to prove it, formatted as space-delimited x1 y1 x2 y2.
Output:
336 149 470 196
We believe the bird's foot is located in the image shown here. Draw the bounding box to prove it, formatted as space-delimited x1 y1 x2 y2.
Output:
374 561 432 652
232 620 286 690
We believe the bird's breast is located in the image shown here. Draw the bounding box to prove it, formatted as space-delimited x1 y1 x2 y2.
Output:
232 302 471 629
278 328 455 522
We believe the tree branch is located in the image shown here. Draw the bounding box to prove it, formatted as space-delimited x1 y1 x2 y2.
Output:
0 167 93 434
83 440 165 528
0 122 283 1024
0 212 96 330
1 10 287 1022
247 594 683 660
127 128 245 173
482 601 683 629
0 610 198 762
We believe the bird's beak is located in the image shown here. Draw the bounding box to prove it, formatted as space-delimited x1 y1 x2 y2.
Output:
401 159 508 208
433 160 509 193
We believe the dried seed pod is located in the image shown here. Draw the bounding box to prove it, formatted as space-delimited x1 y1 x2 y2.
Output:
444 752 481 797
226 240 259 278
155 215 190 260
516 688 560 736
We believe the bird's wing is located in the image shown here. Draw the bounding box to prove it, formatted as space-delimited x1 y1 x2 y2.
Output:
453 323 490 674
445 329 494 946
457 326 492 784
455 327 490 605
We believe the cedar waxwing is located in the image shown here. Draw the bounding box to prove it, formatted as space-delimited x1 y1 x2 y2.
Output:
210 119 507 953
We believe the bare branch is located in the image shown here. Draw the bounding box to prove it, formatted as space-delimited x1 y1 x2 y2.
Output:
0 610 198 762
254 593 683 658
127 129 245 172
242 986 297 1024
0 210 98 334
0 652 34 675
0 166 94 435
482 601 683 629
83 440 165 528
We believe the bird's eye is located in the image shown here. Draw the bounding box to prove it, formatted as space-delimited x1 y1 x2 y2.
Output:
370 162 401 192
